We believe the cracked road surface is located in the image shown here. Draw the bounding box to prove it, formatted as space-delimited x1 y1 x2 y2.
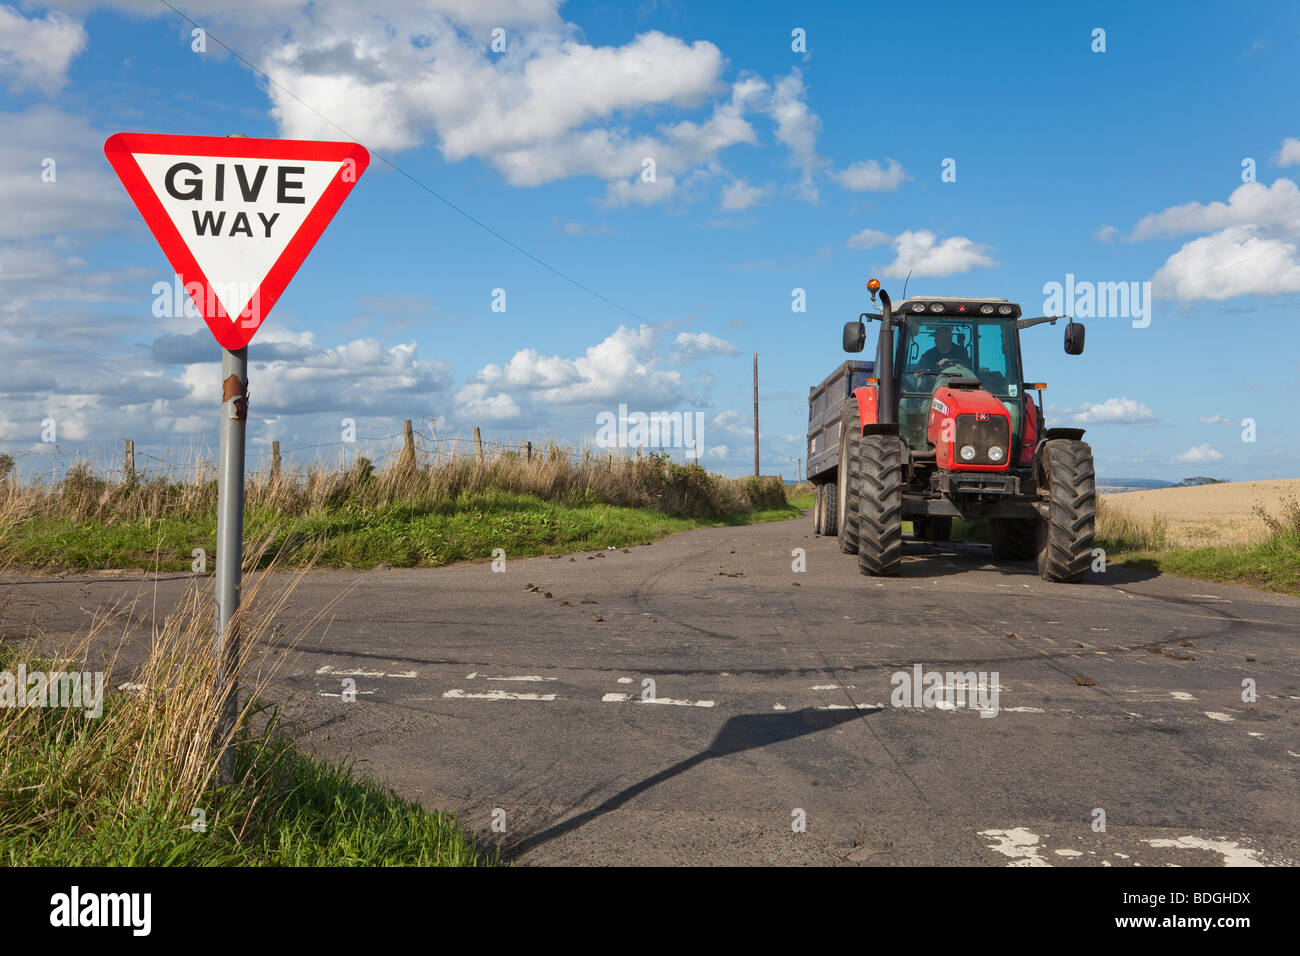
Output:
7 512 1298 866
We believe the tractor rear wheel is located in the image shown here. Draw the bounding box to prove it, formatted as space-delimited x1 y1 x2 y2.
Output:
989 518 1036 560
857 434 904 576
1035 439 1096 583
837 404 863 554
822 481 838 537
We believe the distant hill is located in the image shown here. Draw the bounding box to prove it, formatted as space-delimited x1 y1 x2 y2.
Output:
1096 477 1178 493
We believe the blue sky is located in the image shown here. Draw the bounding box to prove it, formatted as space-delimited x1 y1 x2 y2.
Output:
3 0 1299 481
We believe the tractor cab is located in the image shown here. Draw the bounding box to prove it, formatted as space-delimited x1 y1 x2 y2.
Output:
885 298 1026 458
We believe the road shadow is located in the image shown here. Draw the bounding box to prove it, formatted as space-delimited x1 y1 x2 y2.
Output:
891 539 1163 585
504 706 873 860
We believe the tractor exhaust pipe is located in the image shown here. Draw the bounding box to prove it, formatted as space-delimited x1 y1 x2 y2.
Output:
874 285 896 425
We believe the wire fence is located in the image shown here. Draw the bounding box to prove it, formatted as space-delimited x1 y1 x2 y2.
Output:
0 421 707 484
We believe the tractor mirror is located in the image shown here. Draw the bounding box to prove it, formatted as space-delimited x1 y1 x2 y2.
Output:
1064 321 1085 355
843 321 866 352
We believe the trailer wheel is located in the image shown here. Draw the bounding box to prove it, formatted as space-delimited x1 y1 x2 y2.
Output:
837 404 863 554
989 518 1036 560
812 483 824 534
856 434 904 576
1035 439 1096 583
822 481 838 537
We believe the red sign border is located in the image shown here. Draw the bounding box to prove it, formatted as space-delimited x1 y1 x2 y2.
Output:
104 132 370 350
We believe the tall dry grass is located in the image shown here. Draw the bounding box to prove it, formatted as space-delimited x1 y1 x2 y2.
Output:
6 446 787 525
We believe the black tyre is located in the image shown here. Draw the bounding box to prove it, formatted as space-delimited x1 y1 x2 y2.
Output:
1035 439 1096 583
989 518 1036 560
822 480 838 537
812 483 824 534
856 434 904 576
837 404 863 554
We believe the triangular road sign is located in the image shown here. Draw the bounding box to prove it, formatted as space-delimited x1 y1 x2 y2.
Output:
105 133 369 349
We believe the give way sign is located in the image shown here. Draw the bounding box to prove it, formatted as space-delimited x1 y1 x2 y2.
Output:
104 133 369 349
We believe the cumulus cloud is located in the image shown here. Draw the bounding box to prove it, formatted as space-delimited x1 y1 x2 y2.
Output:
454 383 521 421
846 227 891 250
767 69 824 200
1199 413 1233 425
830 159 906 192
1094 225 1119 243
1132 172 1300 300
1070 397 1157 425
720 178 770 211
672 331 738 361
0 6 86 95
876 229 997 278
475 325 685 405
1174 443 1224 463
1277 137 1300 166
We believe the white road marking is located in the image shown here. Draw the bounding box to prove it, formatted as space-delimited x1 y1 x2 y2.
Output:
1004 706 1046 713
978 828 1050 867
773 703 786 710
1170 692 1196 700
1141 836 1264 867
316 665 416 678
1055 849 1084 857
602 693 715 707
617 677 633 683
442 689 557 702
815 703 884 712
319 690 375 697
1204 712 1235 722
484 675 556 682
1248 732 1266 739
810 683 854 690
603 693 632 702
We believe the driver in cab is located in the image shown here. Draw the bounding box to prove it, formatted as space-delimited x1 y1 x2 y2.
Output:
918 326 970 372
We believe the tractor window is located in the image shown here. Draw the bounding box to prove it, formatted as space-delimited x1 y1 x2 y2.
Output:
973 322 1016 397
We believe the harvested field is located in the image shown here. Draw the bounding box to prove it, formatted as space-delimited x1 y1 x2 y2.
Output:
1100 478 1300 549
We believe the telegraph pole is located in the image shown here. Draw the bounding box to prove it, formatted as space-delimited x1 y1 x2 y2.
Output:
752 352 760 477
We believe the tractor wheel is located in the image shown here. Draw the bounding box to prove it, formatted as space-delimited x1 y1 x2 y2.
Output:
856 434 904 576
812 483 824 534
989 518 1036 560
1035 439 1096 583
837 404 863 554
915 516 952 541
822 481 838 537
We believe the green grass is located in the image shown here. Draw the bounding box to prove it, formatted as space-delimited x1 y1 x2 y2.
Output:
1100 538 1300 597
0 645 498 866
5 489 802 572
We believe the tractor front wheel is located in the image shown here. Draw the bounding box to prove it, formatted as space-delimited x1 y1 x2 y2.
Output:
857 434 904 576
1035 439 1097 583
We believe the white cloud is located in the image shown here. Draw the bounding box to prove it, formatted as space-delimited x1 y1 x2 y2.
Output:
602 174 677 207
1199 414 1233 425
1173 443 1224 463
710 409 751 437
720 178 770 211
454 383 521 421
0 6 86 95
846 227 891 250
830 159 906 192
1094 225 1119 243
1131 172 1300 301
1071 397 1157 425
672 331 738 361
876 229 997 278
767 69 824 200
1277 137 1300 167
702 444 728 459
476 324 685 405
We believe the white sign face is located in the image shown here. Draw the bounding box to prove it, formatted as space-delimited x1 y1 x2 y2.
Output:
104 133 369 349
130 154 341 323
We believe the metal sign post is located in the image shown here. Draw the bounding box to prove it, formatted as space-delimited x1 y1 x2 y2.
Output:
103 131 369 784
214 346 248 783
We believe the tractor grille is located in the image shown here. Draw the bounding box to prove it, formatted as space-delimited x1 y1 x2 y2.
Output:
954 414 1009 466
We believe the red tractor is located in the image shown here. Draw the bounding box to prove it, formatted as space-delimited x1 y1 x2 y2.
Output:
808 278 1095 582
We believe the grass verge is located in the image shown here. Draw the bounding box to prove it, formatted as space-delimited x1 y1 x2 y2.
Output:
0 570 497 866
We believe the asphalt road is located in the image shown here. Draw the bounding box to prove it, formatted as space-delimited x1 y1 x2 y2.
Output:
6 512 1298 866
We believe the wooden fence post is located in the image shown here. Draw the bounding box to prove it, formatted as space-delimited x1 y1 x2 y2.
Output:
271 441 281 482
473 427 485 464
124 438 135 483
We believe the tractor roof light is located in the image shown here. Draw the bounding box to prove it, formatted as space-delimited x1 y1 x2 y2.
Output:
979 304 995 315
929 302 945 313
997 305 1013 315
910 302 926 313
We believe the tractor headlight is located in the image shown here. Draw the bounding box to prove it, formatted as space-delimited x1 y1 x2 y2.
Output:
988 446 1004 462
959 444 976 461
